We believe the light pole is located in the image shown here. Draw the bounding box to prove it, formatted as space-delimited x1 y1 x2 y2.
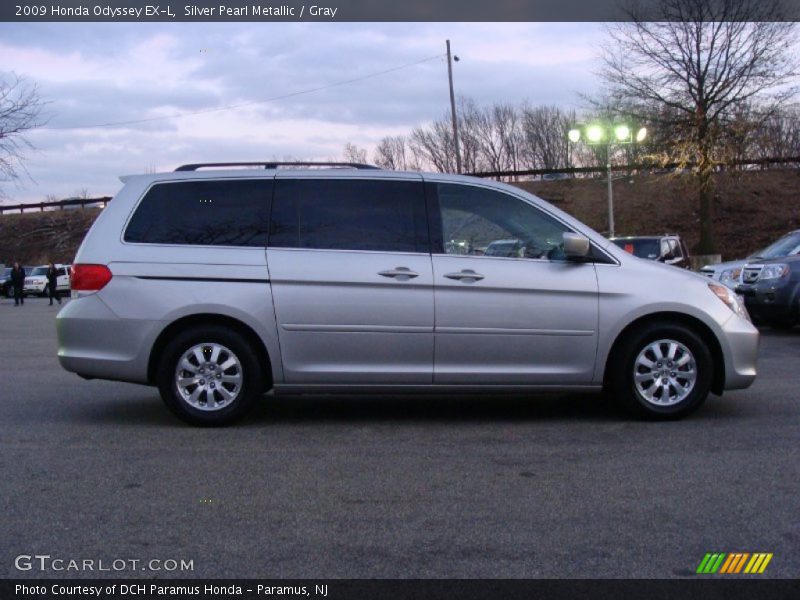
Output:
568 124 647 238
446 40 462 174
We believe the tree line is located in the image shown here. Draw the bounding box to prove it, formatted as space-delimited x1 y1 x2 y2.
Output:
346 99 800 176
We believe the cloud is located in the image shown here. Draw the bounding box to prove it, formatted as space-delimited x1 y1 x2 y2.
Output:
0 22 605 202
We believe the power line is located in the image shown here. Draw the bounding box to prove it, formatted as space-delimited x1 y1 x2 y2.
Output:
39 53 445 131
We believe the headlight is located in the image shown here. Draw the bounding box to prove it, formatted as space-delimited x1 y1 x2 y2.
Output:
709 283 750 321
719 267 741 284
758 264 789 280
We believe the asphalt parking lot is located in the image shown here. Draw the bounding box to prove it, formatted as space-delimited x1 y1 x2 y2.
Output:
1 296 798 579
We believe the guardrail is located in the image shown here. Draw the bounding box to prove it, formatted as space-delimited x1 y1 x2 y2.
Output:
0 196 112 215
469 156 800 179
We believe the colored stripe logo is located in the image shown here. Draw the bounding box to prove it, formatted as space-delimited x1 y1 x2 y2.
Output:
696 553 773 574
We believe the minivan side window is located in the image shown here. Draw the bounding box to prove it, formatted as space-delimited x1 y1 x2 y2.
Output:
124 179 272 247
434 183 570 259
270 179 428 253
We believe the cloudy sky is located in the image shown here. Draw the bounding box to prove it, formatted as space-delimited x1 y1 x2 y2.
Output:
1 22 606 203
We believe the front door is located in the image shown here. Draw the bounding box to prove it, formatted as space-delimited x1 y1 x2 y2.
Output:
428 181 599 385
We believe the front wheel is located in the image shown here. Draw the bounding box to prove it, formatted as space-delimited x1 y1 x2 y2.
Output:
156 326 265 426
610 322 713 420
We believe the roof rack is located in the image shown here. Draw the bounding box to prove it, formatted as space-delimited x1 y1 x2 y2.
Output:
174 161 380 172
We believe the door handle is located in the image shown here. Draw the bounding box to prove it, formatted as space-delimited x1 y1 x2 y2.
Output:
444 269 485 282
378 267 419 280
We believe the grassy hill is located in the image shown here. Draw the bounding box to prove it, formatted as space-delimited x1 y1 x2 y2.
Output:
1 169 798 266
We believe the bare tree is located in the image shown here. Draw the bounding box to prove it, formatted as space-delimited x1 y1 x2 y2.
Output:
599 0 798 253
456 96 485 173
521 105 575 171
373 135 419 171
473 103 521 177
410 118 457 173
0 74 46 196
342 142 368 164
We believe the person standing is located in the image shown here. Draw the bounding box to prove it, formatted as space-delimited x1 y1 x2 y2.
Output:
47 262 62 306
10 262 25 307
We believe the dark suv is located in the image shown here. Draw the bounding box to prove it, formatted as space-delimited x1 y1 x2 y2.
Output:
610 235 691 269
736 255 800 329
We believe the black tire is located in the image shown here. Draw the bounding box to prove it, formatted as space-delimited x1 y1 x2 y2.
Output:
610 322 713 420
156 325 265 426
41 284 49 298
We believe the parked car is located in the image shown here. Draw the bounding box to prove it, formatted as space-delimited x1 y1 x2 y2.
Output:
610 235 691 269
1 267 12 298
484 239 526 258
57 162 758 425
735 255 800 329
4 266 34 297
700 229 800 289
24 264 71 297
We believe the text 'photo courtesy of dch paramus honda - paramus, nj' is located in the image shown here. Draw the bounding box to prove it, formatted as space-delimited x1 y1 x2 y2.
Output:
56 162 759 426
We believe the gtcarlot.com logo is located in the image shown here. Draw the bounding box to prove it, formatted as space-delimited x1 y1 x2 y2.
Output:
14 554 194 572
696 552 773 574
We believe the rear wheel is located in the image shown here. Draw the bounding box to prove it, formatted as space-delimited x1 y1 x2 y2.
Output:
610 322 713 420
156 326 265 426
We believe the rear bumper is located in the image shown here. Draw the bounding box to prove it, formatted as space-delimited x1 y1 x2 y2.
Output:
56 294 159 384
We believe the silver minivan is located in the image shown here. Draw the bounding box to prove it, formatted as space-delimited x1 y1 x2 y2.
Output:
57 162 759 425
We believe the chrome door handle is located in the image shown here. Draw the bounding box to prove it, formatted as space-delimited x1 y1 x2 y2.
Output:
378 267 419 280
444 269 485 282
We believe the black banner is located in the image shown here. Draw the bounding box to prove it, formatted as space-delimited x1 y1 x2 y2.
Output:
3 0 799 22
3 579 800 600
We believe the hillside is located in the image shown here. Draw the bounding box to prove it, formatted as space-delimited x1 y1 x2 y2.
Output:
1 169 798 266
518 169 800 260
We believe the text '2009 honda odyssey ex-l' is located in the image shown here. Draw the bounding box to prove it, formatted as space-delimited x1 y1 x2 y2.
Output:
57 162 758 425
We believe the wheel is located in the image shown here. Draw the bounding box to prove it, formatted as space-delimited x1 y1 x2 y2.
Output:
156 325 265 426
610 322 713 420
41 284 49 298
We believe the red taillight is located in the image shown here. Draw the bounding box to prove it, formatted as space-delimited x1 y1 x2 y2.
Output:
71 264 112 292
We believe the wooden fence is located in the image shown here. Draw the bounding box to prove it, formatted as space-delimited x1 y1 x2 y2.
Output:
0 196 112 215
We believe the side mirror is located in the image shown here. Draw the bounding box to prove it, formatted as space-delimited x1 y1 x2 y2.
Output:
563 232 590 259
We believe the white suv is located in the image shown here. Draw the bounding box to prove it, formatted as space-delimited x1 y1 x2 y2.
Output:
24 264 71 297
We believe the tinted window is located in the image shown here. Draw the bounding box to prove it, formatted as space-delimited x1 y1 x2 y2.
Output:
435 183 569 259
31 267 48 276
270 179 427 253
124 179 271 246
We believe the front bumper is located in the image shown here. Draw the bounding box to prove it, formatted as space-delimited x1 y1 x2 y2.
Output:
736 280 799 323
718 313 759 391
24 282 46 295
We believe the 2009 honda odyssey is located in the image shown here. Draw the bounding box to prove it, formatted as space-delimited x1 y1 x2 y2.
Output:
57 162 758 425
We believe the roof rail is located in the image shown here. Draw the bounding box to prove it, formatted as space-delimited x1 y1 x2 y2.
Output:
174 161 380 172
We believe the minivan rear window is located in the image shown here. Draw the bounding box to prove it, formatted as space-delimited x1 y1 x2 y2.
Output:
124 179 272 247
270 179 428 253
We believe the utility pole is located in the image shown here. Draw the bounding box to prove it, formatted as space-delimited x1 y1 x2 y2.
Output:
446 39 462 174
